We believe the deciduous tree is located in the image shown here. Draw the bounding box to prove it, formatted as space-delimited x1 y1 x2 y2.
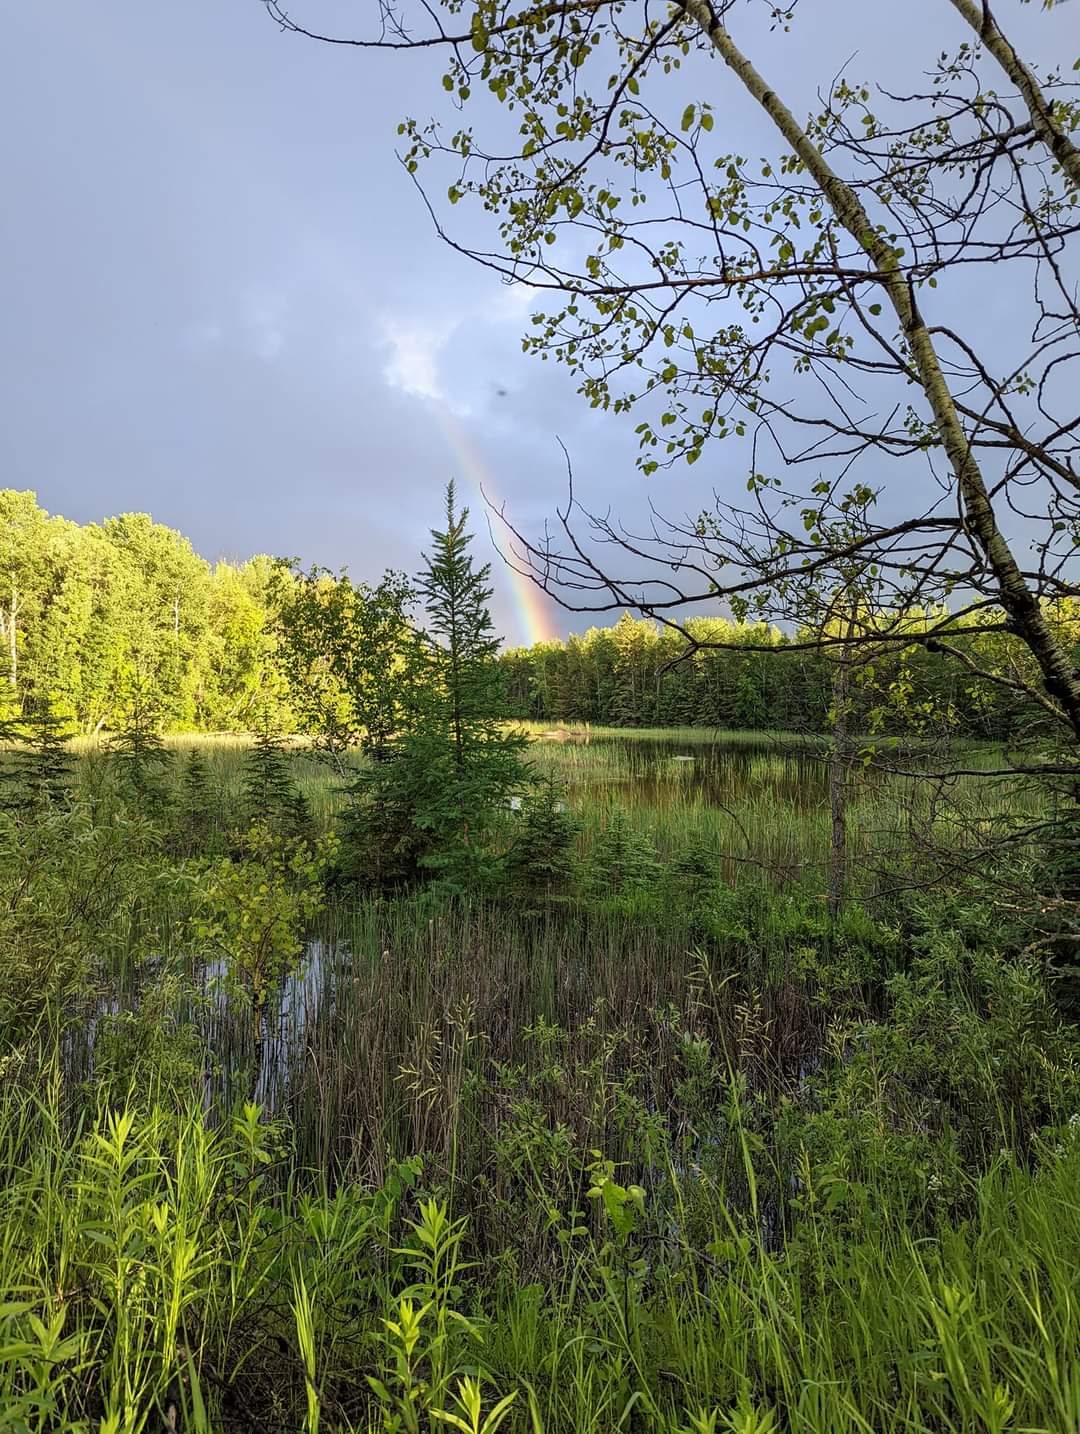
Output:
265 0 1080 754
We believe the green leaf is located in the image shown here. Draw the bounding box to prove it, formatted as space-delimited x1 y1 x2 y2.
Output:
681 104 696 132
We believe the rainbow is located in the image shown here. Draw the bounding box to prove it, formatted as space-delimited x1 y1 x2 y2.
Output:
433 402 560 648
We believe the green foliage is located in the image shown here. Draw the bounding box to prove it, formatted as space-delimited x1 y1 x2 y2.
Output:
91 968 208 1112
4 489 1073 749
367 1198 517 1433
416 480 505 752
588 806 661 896
0 490 285 734
1 745 1080 1427
241 705 310 837
384 0 1080 769
1029 783 1080 1018
500 609 1066 741
0 804 173 1029
0 1087 405 1429
586 1151 646 1242
271 560 419 763
882 896 1079 1159
106 678 173 816
345 725 525 890
201 554 289 730
502 776 579 900
176 748 220 854
0 694 75 818
346 484 530 891
3 1068 1080 1431
195 825 332 1065
0 674 1077 1429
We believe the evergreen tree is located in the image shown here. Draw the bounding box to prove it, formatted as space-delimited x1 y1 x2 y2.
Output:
734 656 768 730
347 482 528 888
588 807 660 896
417 480 507 763
177 749 218 854
107 680 172 815
241 706 309 837
0 695 75 817
503 776 578 902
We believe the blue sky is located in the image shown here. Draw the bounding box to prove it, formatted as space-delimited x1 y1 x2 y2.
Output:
0 1 1068 642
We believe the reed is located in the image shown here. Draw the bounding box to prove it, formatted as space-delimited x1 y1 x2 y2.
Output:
0 725 1071 1430
1 1053 1078 1431
66 726 1047 900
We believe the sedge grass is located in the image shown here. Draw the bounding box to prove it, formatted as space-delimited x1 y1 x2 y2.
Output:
0 725 1069 1429
1 1056 1078 1431
64 726 1050 903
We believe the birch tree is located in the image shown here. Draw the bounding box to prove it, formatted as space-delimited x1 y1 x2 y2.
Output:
0 491 55 697
265 0 1080 750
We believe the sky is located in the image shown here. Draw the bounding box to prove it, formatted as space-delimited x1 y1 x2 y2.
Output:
0 1 1069 644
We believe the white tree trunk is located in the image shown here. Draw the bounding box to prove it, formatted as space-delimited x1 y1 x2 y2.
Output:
680 2 1080 741
947 0 1080 192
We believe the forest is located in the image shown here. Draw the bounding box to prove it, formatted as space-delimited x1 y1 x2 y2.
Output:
0 489 282 734
2 0 1080 1430
3 488 1069 742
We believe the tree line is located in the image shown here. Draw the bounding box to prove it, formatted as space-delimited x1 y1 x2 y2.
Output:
503 609 1080 741
0 489 282 732
3 487 1076 744
0 483 558 898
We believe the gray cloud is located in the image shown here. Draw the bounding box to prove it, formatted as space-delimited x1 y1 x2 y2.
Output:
0 0 1069 640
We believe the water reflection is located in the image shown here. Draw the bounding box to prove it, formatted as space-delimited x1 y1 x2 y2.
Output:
545 734 834 812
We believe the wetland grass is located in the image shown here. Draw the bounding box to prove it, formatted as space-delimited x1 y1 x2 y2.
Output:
0 725 1070 1430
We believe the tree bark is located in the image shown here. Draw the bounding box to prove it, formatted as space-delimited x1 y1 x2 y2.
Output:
827 618 854 919
680 0 1080 742
946 0 1080 192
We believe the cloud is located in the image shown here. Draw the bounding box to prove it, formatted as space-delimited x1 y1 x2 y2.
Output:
490 281 541 322
242 289 287 362
379 293 542 417
379 314 456 402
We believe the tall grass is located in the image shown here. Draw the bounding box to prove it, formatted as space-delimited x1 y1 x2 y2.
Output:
68 726 1049 901
1 1055 1078 1431
0 725 1071 1429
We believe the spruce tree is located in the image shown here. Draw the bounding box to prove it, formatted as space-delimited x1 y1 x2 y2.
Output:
107 680 172 815
418 480 506 766
178 749 218 853
503 775 578 902
348 482 528 887
241 706 308 837
0 695 75 817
